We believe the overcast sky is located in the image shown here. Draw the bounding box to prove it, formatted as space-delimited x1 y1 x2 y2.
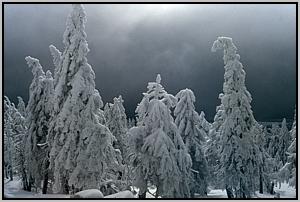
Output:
4 4 296 122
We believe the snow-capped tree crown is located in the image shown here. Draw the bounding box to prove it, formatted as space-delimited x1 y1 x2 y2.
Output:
211 36 255 137
52 4 94 114
136 74 177 125
25 56 45 77
17 96 26 118
174 88 207 144
290 106 297 139
211 37 240 65
49 45 62 87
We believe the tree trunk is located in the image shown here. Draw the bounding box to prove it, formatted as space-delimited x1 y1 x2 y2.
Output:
42 172 49 194
191 190 195 198
259 168 263 194
238 178 248 198
21 170 29 191
4 166 8 179
27 175 34 192
61 176 69 194
42 159 50 194
138 192 146 198
9 165 13 181
225 185 234 198
259 178 263 194
269 181 275 195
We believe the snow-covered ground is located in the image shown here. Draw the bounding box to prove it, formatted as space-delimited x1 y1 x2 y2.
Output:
206 183 296 199
274 182 296 198
4 178 296 198
4 179 68 198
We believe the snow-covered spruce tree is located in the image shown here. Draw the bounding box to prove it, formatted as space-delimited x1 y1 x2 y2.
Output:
205 97 225 189
252 123 274 194
105 95 128 158
128 74 192 198
24 56 54 193
10 103 29 190
174 88 209 197
278 108 296 187
3 126 10 180
47 4 121 194
268 124 280 159
17 96 27 118
68 92 122 191
211 37 261 198
198 111 211 135
4 96 29 189
262 123 282 194
104 103 112 124
4 96 15 181
263 126 273 154
276 118 292 166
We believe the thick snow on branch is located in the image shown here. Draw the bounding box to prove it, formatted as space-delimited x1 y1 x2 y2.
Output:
25 56 45 79
211 37 240 65
49 45 62 86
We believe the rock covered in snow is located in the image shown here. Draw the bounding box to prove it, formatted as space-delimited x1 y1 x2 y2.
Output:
71 189 104 198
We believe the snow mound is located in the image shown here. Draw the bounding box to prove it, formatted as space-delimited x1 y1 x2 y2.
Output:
207 189 227 198
71 189 104 198
274 183 296 198
104 190 136 198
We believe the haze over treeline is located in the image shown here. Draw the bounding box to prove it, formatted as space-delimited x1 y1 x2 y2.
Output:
4 4 296 121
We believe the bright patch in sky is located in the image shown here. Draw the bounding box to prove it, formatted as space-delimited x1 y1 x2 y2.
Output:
141 4 185 15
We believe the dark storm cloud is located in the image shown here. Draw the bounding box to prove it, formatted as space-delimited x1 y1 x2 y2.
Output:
4 4 296 122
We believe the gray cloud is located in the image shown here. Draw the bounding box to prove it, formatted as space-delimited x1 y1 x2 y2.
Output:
4 4 296 122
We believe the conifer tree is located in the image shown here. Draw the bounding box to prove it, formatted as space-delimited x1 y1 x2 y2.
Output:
211 37 261 198
17 96 27 118
268 124 280 161
276 118 292 166
47 4 120 193
24 56 54 193
104 103 112 125
11 104 28 191
4 96 28 189
105 95 128 157
4 96 15 181
278 108 296 187
252 123 274 194
206 100 225 189
174 88 209 197
128 74 191 198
